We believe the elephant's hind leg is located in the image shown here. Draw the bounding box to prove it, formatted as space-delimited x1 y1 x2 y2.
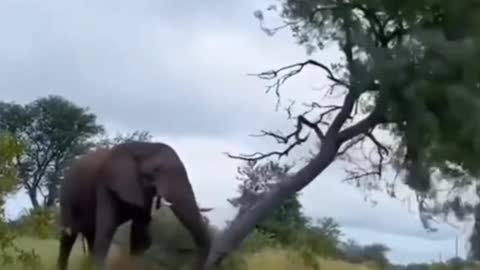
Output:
57 229 78 270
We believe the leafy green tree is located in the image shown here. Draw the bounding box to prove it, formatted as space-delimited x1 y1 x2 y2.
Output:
0 95 104 209
340 239 390 268
95 129 153 148
228 160 308 245
0 133 24 219
311 217 342 243
361 243 391 268
0 133 40 269
202 0 480 267
468 203 480 260
296 217 343 258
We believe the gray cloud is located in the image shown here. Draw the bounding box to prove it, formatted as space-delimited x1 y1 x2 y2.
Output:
0 0 296 139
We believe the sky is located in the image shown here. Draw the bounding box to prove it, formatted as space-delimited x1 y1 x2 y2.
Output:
0 0 474 265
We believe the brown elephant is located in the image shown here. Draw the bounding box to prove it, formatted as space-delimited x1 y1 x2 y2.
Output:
56 141 211 270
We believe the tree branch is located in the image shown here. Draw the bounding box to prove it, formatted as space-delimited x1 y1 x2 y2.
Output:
227 113 327 161
325 91 357 137
250 60 349 109
336 95 388 144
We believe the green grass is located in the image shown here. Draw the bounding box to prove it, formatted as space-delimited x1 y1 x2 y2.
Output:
0 236 384 270
1 236 86 270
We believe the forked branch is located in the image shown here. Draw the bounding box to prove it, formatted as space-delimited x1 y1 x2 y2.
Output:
250 60 349 109
340 128 392 199
226 114 325 161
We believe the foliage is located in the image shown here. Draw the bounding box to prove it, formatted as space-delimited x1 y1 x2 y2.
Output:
9 207 59 240
294 217 343 258
339 239 390 268
0 235 383 270
0 95 104 209
225 160 344 269
242 247 318 270
107 206 217 270
0 133 41 269
94 129 153 148
228 160 309 245
469 203 480 260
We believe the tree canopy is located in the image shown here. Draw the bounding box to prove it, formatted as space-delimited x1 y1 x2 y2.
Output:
228 160 308 245
0 95 104 208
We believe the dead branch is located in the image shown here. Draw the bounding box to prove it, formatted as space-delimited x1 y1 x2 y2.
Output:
227 113 328 161
339 128 394 204
325 91 357 138
284 99 296 119
249 60 349 110
342 169 381 187
298 115 325 140
303 102 343 123
367 132 387 171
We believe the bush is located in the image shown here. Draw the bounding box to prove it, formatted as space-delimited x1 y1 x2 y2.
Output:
0 133 42 270
10 207 59 239
294 227 342 259
242 247 316 270
111 207 219 270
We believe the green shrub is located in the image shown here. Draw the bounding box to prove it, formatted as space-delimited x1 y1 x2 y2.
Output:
111 207 219 270
242 247 317 270
10 207 59 239
429 263 454 270
0 133 42 270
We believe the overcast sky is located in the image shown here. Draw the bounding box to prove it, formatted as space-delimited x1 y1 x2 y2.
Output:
0 0 473 265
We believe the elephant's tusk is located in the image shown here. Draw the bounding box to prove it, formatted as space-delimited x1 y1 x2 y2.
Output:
160 197 172 207
151 196 173 214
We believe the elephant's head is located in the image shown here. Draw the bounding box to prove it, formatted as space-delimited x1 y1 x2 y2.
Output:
101 141 212 270
102 142 190 210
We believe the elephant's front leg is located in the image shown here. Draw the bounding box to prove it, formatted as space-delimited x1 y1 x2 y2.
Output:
93 190 119 269
130 215 152 256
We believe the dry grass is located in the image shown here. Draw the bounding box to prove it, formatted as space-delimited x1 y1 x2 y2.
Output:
242 247 376 270
105 244 145 270
0 236 380 270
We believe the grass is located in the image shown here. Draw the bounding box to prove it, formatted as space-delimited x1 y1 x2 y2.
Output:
3 236 85 270
0 236 381 270
243 247 379 270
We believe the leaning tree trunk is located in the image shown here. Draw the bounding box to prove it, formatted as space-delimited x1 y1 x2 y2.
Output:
203 140 339 268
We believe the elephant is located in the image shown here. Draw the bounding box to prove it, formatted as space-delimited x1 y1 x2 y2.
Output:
56 141 212 270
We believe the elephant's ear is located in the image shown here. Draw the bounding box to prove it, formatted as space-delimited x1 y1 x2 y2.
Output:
104 154 145 208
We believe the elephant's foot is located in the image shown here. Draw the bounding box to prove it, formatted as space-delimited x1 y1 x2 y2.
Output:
106 243 144 270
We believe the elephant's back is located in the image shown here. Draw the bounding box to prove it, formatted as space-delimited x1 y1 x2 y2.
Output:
63 148 111 187
60 148 112 220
